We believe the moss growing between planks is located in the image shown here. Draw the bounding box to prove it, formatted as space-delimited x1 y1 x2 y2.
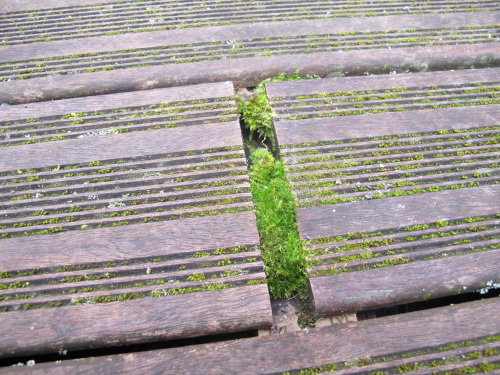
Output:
237 69 319 148
248 148 307 299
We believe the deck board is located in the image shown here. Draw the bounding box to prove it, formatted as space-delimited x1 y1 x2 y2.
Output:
1 10 498 103
4 298 498 374
0 81 272 358
268 69 500 316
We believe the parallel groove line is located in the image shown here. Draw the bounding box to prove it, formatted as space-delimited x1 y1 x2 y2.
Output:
1 27 497 81
0 98 236 146
0 154 253 238
0 248 266 313
1 1 497 46
272 82 500 121
306 215 500 276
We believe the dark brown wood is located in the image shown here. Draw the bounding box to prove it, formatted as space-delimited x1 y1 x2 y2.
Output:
298 185 500 239
275 105 500 146
0 211 259 271
1 13 497 63
1 43 498 104
0 122 241 171
311 250 500 315
335 343 500 375
2 0 123 12
0 82 234 122
0 284 272 358
268 68 500 98
4 298 498 374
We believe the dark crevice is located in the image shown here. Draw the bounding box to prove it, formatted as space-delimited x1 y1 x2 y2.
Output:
0 330 258 368
357 288 500 321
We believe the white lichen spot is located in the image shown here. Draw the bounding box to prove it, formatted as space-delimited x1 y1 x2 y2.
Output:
78 129 118 138
479 280 500 294
107 202 125 208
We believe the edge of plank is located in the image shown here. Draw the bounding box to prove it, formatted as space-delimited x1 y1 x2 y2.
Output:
1 44 498 104
0 211 260 271
0 284 273 358
7 298 498 374
311 250 500 315
276 105 500 146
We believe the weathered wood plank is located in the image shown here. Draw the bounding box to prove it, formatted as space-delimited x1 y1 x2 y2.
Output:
4 298 498 374
2 44 497 104
0 211 258 271
1 13 497 63
311 250 500 315
0 284 272 358
2 0 125 12
298 186 500 239
268 68 500 99
275 105 499 146
0 82 234 122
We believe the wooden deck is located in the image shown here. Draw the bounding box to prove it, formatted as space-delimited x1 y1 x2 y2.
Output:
0 0 499 372
0 3 498 102
2 299 498 374
268 68 500 315
0 82 272 358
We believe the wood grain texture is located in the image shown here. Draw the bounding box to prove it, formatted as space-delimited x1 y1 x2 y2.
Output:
298 185 500 239
0 121 242 172
1 43 498 104
0 211 259 271
311 250 500 315
1 0 125 12
0 284 272 358
267 68 500 98
0 82 234 122
6 298 498 374
1 12 497 63
275 105 499 146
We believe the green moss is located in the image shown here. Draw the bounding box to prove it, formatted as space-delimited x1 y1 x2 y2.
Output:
249 149 307 299
186 273 206 281
237 70 318 147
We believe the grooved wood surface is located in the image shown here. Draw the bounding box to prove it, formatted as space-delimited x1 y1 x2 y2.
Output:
0 82 234 121
312 250 500 315
0 211 259 271
268 68 500 98
298 186 500 239
0 284 272 358
1 13 497 62
3 44 499 104
270 69 500 315
1 9 498 103
5 298 498 374
0 81 272 358
0 122 242 170
277 105 499 150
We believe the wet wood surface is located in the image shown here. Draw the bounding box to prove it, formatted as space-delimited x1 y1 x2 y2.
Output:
6 298 498 374
2 44 498 104
312 250 500 315
0 285 272 358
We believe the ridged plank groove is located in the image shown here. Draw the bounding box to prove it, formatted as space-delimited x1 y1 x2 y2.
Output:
7 298 498 374
1 0 498 46
0 81 272 357
1 25 498 82
268 69 500 315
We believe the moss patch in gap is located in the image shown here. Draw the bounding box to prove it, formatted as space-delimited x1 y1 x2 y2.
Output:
248 148 307 299
236 69 319 149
